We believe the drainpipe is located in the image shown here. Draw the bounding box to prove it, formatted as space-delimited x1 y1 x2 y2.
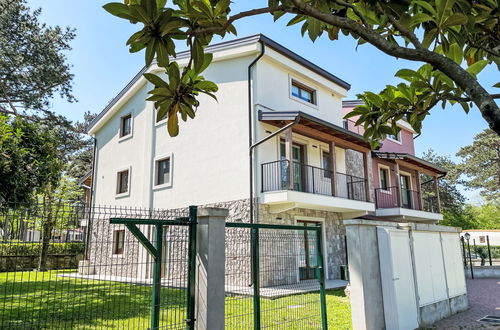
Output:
248 41 265 223
84 137 97 260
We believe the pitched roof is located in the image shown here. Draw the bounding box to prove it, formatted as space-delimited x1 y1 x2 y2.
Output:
87 34 350 134
372 151 448 175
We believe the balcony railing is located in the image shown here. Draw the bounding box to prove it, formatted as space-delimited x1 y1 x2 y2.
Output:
261 160 368 202
374 186 440 213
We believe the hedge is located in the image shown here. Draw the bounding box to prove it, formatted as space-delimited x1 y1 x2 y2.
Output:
0 242 84 272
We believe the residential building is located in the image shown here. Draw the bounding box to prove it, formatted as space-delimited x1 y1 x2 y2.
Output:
85 34 446 282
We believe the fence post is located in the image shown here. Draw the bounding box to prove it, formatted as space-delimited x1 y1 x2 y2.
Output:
252 227 261 330
195 207 228 330
461 237 467 267
186 206 198 330
151 224 163 330
487 235 492 266
316 225 328 330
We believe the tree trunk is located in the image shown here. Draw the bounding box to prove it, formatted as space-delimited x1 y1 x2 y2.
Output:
38 197 54 271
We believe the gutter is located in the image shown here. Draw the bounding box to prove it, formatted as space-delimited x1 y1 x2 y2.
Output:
84 137 97 260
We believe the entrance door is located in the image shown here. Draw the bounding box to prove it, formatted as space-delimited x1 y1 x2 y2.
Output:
280 141 305 191
400 175 412 208
297 221 319 280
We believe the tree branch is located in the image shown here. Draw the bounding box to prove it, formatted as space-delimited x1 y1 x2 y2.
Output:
192 6 286 35
331 0 369 27
287 0 500 135
0 82 18 116
374 3 422 49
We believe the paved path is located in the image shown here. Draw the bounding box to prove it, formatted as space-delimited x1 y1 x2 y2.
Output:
433 279 500 329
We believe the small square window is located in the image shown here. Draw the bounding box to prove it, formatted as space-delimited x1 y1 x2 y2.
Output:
117 170 129 194
120 114 132 137
387 131 401 142
156 157 171 186
291 80 316 105
113 230 125 254
479 236 486 243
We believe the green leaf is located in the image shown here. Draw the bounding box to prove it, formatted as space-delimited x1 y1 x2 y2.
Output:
446 43 463 64
195 80 218 92
103 3 136 21
442 13 468 27
156 0 167 10
493 82 500 88
145 39 156 66
422 28 438 49
414 1 437 16
156 42 170 67
307 17 322 42
395 69 423 82
144 73 168 88
287 15 305 26
466 60 488 76
214 0 230 16
167 104 180 136
409 13 434 27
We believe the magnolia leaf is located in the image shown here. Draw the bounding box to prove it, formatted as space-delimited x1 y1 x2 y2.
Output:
103 3 137 21
442 13 468 27
144 73 168 88
395 69 423 82
167 104 180 136
493 82 500 88
466 60 488 76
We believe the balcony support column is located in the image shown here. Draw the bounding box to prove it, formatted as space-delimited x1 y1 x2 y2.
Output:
363 151 373 202
433 175 441 213
393 163 401 207
285 127 294 190
415 171 423 210
329 141 337 197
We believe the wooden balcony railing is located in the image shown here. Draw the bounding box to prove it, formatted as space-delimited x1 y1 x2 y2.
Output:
374 186 440 213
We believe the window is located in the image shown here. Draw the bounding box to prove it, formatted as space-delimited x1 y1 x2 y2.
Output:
343 120 349 130
113 230 125 254
479 236 486 243
387 131 401 142
322 151 332 179
291 80 316 105
379 167 390 191
120 114 132 137
155 157 171 186
117 169 129 194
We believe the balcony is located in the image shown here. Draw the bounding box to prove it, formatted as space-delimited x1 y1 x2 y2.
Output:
374 186 442 222
260 160 375 217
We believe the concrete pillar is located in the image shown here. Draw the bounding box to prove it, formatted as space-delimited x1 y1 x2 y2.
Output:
195 207 228 330
415 171 423 210
363 151 373 202
344 219 386 330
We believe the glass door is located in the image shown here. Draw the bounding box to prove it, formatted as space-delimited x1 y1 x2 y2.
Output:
400 175 412 208
280 141 305 191
297 221 319 280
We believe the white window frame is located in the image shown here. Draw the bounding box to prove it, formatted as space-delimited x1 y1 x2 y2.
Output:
378 164 392 194
386 131 402 144
399 170 413 191
118 112 134 142
320 146 333 182
115 166 131 198
111 225 126 257
153 153 173 190
288 75 319 109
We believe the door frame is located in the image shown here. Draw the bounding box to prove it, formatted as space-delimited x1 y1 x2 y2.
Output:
279 139 308 191
293 216 329 281
399 171 413 208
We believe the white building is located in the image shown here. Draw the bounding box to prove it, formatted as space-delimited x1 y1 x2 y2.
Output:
461 230 500 246
86 34 446 281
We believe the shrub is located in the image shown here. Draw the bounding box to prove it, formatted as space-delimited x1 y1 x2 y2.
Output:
0 242 84 272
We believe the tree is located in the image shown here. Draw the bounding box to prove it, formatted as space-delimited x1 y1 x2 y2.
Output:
104 0 499 142
0 0 75 123
66 112 97 181
457 128 500 202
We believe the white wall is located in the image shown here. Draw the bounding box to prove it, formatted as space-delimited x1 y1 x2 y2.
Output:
461 231 500 246
93 55 255 209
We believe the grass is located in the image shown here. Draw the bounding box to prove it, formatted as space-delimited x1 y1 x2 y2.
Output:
0 270 352 329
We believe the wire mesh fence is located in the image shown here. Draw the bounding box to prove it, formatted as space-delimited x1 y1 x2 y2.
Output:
225 223 326 329
0 203 191 329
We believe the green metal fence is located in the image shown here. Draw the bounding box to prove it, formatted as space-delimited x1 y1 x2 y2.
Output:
0 203 194 329
225 222 328 330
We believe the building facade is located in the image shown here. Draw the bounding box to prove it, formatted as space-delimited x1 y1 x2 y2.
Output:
85 35 446 283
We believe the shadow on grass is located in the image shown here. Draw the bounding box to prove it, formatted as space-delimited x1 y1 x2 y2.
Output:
0 270 187 329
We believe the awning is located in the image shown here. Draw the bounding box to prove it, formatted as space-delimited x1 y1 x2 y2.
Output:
372 151 447 175
258 110 374 151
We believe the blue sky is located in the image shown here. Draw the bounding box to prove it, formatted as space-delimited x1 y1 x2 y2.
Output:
28 0 498 200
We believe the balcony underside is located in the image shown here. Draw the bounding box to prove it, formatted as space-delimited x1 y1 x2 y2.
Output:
261 190 375 218
374 207 443 222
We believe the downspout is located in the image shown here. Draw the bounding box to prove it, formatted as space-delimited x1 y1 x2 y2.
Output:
248 41 265 223
84 137 97 260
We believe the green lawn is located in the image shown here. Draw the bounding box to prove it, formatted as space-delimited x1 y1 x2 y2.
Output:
0 270 351 329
